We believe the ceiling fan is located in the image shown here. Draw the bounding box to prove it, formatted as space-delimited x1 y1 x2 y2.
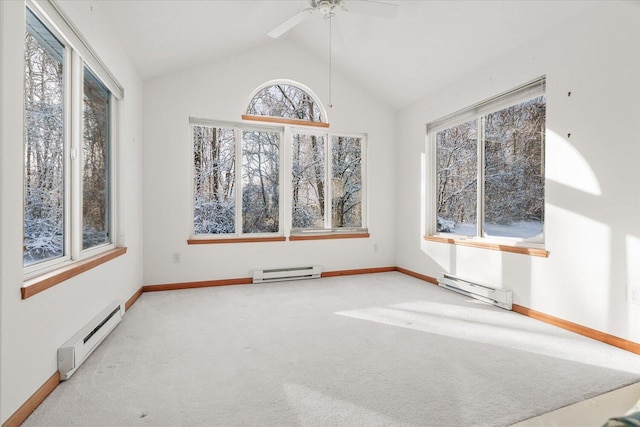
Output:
267 0 399 39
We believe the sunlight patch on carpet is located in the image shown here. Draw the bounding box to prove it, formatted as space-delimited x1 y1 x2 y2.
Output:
336 300 640 375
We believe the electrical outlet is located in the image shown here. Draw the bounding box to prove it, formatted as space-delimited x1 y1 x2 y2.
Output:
172 252 181 263
629 287 640 305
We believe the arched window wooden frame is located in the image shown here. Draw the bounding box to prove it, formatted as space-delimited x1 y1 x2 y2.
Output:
242 80 330 128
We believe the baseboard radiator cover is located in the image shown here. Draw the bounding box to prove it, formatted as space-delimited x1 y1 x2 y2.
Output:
438 273 513 310
58 301 125 380
253 266 321 283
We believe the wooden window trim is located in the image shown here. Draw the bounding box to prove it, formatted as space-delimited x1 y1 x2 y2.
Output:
187 236 286 245
423 235 548 258
289 232 370 241
22 247 127 299
241 114 329 128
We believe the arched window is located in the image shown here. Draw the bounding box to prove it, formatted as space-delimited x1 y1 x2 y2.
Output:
243 81 328 127
189 80 367 244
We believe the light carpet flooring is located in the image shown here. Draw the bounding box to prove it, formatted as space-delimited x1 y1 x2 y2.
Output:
24 272 640 426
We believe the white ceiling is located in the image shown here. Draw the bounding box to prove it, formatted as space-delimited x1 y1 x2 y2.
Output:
97 0 612 110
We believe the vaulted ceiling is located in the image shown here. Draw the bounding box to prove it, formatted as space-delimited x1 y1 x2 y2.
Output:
97 0 614 109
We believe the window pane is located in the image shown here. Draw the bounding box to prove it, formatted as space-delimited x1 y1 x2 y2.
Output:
82 67 111 249
193 126 236 234
24 9 66 266
436 120 478 235
292 133 325 229
484 95 545 238
331 136 362 228
242 130 279 233
246 84 323 122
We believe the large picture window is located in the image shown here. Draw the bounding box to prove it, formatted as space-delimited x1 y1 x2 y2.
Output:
191 81 367 242
292 130 365 233
24 4 121 277
192 120 282 237
428 77 546 244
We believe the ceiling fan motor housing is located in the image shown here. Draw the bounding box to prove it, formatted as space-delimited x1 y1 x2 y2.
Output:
313 0 345 17
268 0 397 39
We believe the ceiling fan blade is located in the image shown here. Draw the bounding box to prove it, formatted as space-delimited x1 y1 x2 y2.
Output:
345 0 399 19
267 8 314 38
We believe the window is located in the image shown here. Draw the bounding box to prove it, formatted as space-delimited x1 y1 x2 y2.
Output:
83 67 111 250
191 81 367 242
331 135 364 228
428 77 546 245
24 8 66 267
246 83 324 123
292 130 366 233
192 120 282 238
23 3 122 278
292 133 325 229
242 129 280 233
193 125 236 235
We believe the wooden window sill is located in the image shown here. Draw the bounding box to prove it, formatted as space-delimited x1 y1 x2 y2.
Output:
423 235 548 258
22 247 128 299
289 233 370 241
188 236 286 245
241 114 330 128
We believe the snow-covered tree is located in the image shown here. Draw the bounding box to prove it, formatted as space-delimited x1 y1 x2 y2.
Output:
23 29 65 265
331 136 362 228
242 130 280 233
292 133 325 229
435 96 546 238
193 126 236 234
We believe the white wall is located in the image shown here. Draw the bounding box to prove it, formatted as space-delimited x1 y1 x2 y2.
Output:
0 0 6 419
0 1 144 422
142 41 396 285
396 2 640 343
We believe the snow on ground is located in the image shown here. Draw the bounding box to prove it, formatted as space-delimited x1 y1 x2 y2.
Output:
452 221 542 239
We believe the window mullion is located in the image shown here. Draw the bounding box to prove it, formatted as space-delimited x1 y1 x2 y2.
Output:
189 124 197 238
235 128 243 236
282 127 291 237
324 133 331 229
70 51 83 260
62 43 73 263
428 133 437 235
108 93 117 246
360 137 368 230
477 117 485 238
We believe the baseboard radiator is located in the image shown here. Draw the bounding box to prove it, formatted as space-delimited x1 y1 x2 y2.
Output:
438 273 513 310
253 266 321 283
58 301 125 380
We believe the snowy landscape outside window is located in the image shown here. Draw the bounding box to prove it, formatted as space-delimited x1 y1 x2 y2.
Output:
83 67 111 250
292 133 325 229
193 126 236 234
331 136 363 229
430 78 546 242
242 130 280 233
24 5 120 276
292 131 365 232
247 84 324 123
192 121 282 237
191 82 366 241
24 9 66 266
